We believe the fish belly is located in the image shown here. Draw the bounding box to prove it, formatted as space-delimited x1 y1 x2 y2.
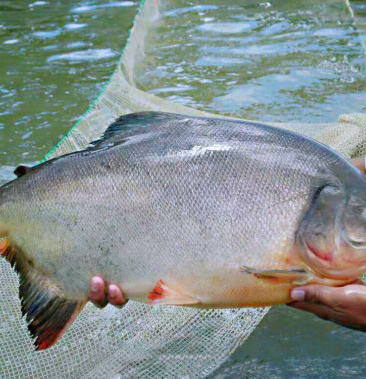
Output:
120 265 294 308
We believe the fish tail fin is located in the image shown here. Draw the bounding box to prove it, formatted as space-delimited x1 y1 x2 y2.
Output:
0 239 86 350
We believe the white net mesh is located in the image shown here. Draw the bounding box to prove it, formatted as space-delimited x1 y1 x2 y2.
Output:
1 0 366 378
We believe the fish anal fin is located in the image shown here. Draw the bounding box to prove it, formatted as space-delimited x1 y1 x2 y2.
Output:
240 266 311 285
1 239 86 350
32 299 86 351
148 279 200 306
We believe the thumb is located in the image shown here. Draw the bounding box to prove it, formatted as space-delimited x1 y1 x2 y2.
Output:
290 285 334 306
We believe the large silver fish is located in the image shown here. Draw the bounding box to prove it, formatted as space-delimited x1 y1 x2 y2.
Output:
1 112 366 350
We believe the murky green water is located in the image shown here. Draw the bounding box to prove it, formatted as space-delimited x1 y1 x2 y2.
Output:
138 0 366 124
1 0 366 378
0 0 137 181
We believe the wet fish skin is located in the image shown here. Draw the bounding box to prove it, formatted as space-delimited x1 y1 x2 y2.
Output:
1 111 366 349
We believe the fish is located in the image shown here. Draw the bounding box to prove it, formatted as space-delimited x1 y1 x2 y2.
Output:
1 111 366 350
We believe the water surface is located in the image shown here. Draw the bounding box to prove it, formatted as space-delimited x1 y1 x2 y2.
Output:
0 0 137 178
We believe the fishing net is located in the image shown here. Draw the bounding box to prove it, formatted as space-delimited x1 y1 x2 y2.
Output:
1 0 366 378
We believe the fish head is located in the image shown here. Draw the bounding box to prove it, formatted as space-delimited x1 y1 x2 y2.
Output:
297 169 366 281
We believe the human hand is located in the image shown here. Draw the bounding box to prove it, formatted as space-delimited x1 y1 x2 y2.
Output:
88 276 127 308
288 156 366 331
288 282 366 332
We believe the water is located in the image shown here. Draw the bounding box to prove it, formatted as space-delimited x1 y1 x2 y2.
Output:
0 0 137 181
212 306 366 378
1 0 366 378
137 0 366 124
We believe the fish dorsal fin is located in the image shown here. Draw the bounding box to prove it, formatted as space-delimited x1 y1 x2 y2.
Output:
13 112 176 178
0 239 86 350
87 112 173 151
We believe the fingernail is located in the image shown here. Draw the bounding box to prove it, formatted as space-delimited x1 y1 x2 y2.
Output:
109 285 117 298
291 289 305 301
90 279 99 292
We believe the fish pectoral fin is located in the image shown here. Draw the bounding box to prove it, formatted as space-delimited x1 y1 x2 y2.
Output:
239 266 311 284
0 239 86 350
148 279 200 306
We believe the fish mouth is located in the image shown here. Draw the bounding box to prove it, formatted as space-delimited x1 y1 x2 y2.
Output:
298 236 366 280
305 242 334 263
302 241 340 278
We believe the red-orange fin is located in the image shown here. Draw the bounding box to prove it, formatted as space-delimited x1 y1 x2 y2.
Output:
0 239 11 257
240 266 311 284
148 280 200 306
25 287 86 351
1 238 86 350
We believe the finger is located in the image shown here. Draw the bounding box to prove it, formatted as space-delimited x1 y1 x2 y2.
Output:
288 301 333 321
290 301 366 334
290 284 366 330
108 284 128 307
290 285 337 307
290 300 366 330
88 276 108 308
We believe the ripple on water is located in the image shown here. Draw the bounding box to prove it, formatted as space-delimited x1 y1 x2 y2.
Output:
230 40 302 56
164 5 219 17
198 21 258 34
3 39 19 45
72 1 135 13
47 48 116 62
64 23 87 31
66 41 89 49
314 28 352 38
29 1 48 6
212 69 337 109
33 30 61 39
259 20 290 36
149 84 195 94
196 56 250 67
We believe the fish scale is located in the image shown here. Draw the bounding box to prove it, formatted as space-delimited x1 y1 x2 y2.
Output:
1 111 366 350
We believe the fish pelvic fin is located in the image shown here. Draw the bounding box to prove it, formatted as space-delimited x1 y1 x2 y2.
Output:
239 266 312 285
0 239 86 350
148 279 200 306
